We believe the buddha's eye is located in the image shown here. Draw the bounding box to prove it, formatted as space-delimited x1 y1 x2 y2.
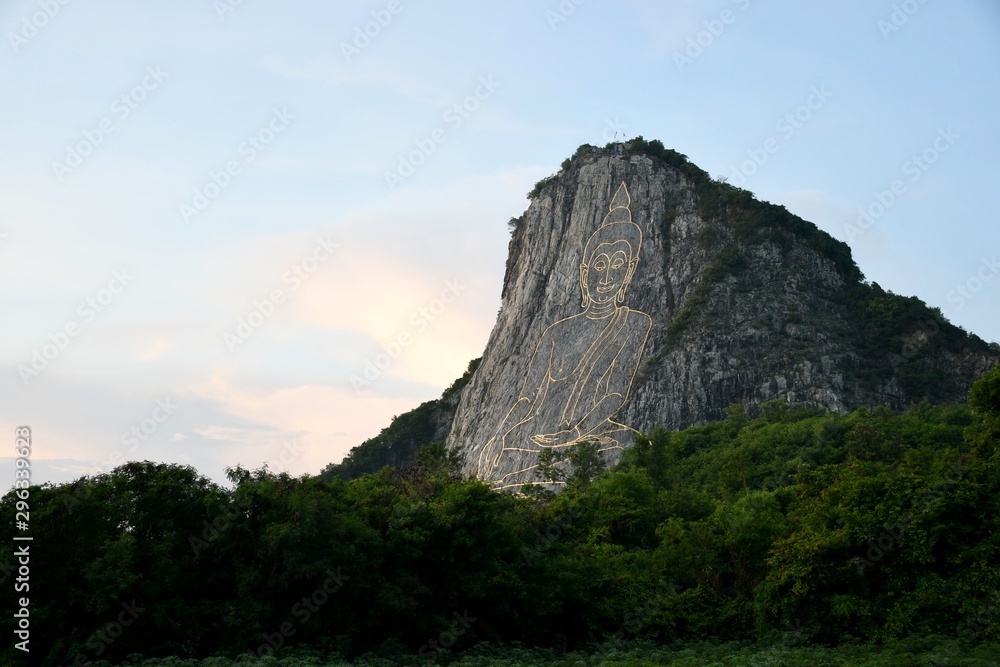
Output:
594 259 607 271
611 257 625 269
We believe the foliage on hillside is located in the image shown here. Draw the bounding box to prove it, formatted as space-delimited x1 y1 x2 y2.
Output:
319 358 480 481
72 636 1000 667
3 364 998 666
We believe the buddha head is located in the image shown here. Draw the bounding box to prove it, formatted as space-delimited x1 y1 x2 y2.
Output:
580 183 642 310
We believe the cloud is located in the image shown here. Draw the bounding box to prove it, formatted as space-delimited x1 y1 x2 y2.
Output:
260 54 447 106
184 371 427 474
0 167 541 489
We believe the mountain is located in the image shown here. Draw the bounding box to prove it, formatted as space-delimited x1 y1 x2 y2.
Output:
320 359 479 481
326 139 998 487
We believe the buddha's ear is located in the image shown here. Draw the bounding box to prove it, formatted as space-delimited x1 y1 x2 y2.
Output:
616 258 639 305
579 264 590 308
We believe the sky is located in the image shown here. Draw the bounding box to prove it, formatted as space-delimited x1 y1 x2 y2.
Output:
2 0 999 490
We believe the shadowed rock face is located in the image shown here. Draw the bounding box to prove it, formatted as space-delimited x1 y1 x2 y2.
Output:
445 148 997 491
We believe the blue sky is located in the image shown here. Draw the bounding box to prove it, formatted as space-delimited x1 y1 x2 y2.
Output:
2 0 999 488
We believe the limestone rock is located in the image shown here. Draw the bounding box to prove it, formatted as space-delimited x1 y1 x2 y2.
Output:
445 144 998 491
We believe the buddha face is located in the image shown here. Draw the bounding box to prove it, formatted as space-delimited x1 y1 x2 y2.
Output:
581 240 636 308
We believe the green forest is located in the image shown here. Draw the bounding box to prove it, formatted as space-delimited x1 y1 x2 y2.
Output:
4 363 999 666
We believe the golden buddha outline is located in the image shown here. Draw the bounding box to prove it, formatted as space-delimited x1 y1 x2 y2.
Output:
478 182 652 490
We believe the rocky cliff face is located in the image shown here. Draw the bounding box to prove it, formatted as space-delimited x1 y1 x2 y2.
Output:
445 141 998 491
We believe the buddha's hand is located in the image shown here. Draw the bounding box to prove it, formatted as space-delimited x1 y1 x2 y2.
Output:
530 428 582 448
478 436 501 475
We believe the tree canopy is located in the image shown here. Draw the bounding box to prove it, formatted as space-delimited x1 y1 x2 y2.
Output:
4 365 998 665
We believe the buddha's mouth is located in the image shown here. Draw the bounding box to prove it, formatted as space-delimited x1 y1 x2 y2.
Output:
597 284 616 294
